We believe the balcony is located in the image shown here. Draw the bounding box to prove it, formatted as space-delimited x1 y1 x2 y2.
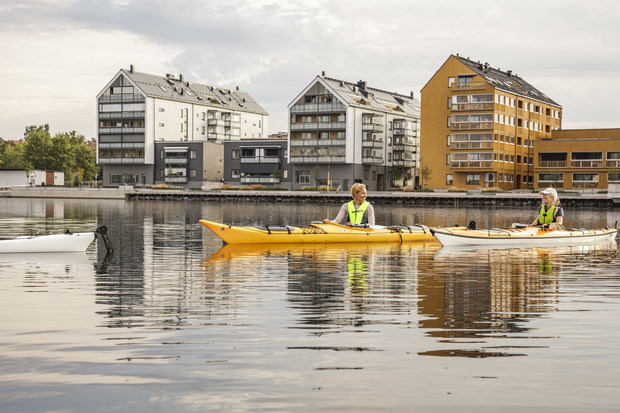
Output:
290 103 346 113
362 123 384 132
289 139 346 147
451 81 486 91
362 139 384 149
393 160 416 167
98 157 145 164
99 127 145 133
208 119 226 126
538 161 566 168
607 160 620 167
451 122 493 130
451 161 493 169
393 145 417 153
290 121 346 131
223 121 241 128
393 128 417 137
208 133 239 141
165 176 188 183
165 157 188 164
241 177 280 184
571 160 603 168
240 156 280 164
451 103 494 111
573 182 598 189
362 156 384 164
98 111 145 119
290 156 345 163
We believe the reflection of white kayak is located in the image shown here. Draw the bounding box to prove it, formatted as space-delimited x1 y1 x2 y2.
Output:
0 252 92 266
431 223 618 248
434 240 618 256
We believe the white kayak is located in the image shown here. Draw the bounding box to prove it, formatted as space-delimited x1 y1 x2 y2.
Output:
0 226 112 254
431 223 618 248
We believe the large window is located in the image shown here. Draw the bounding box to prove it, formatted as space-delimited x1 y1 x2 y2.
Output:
466 174 480 185
296 170 310 184
539 173 564 182
446 174 453 185
231 150 239 159
231 169 240 179
110 173 139 184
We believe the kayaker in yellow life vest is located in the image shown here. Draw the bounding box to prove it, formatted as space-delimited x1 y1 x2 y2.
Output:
532 187 564 228
323 183 376 226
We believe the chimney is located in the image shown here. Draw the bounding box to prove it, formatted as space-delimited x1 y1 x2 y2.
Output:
322 71 326 76
166 74 175 79
358 80 367 90
130 64 135 74
507 70 512 77
410 91 415 99
236 86 239 90
179 74 184 83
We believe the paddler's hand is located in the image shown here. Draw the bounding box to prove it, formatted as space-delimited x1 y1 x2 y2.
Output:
322 219 329 223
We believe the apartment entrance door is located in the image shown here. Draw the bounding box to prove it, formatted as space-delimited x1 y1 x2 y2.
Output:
516 175 521 189
378 175 384 191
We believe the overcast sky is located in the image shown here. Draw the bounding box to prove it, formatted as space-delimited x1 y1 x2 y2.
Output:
1 0 619 140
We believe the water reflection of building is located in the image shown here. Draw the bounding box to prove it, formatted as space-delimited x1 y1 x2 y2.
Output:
419 248 565 357
95 201 205 328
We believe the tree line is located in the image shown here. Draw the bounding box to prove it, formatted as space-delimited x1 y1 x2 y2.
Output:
0 124 101 185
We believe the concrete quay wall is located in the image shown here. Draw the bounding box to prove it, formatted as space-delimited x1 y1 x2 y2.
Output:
10 187 126 199
127 190 620 208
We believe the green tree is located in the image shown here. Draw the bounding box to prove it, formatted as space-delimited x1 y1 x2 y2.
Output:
549 169 562 188
24 124 49 140
312 165 322 188
389 166 403 187
608 166 619 183
403 168 413 186
0 139 25 168
23 126 53 170
421 165 432 188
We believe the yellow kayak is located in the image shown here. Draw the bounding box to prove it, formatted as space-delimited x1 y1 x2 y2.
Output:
199 220 439 244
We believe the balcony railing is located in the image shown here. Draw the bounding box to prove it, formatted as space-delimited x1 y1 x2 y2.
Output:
290 103 346 113
571 160 603 168
362 156 384 164
362 139 384 148
451 122 493 130
98 157 145 164
392 128 417 137
539 161 567 168
392 160 416 167
165 157 188 164
606 160 620 167
451 103 494 111
240 156 280 164
451 161 493 169
165 176 188 183
394 137 417 147
223 121 241 128
290 122 346 131
99 127 145 133
98 94 145 103
208 133 240 141
393 145 416 153
362 123 384 132
289 139 346 147
451 81 486 90
290 156 345 163
98 111 146 119
208 119 226 126
573 182 598 189
240 177 280 183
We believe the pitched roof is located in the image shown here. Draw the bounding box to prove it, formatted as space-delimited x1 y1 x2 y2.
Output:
296 75 421 117
119 69 268 115
453 55 561 107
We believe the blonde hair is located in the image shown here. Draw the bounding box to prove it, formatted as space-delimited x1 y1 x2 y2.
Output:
351 183 366 198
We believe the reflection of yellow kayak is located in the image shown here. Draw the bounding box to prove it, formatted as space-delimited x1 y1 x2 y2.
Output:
204 241 442 263
431 224 618 247
200 220 439 244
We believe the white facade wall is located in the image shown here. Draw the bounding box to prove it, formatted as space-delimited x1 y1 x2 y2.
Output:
0 170 27 187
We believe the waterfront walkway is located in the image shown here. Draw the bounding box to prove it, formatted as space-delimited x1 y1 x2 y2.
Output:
7 186 620 208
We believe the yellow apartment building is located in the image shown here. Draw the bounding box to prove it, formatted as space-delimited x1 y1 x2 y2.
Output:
421 54 562 190
535 129 620 190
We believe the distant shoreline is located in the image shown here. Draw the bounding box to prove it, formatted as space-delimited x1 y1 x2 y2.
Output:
6 187 620 208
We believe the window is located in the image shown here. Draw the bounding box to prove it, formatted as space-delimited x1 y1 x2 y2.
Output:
388 152 392 162
190 170 196 178
201 126 205 134
447 98 451 109
283 170 288 179
485 173 494 182
160 150 164 159
160 169 164 178
180 109 184 117
159 123 164 127
296 170 310 184
446 174 453 185
573 173 598 182
388 137 392 146
446 154 450 165
180 124 184 132
509 174 514 183
389 121 392 130
373 171 377 180
448 77 455 87
466 174 480 185
159 108 164 112
499 174 503 182
447 117 451 127
364 170 369 180
231 169 240 179
190 150 196 159
231 150 239 159
447 135 451 146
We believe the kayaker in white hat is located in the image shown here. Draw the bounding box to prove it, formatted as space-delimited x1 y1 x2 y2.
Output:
323 183 376 226
532 187 564 228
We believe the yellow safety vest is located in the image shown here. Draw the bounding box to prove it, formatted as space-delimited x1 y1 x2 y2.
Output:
538 205 557 225
347 201 369 225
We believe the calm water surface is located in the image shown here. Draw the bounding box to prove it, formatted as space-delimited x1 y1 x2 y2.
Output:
0 198 619 412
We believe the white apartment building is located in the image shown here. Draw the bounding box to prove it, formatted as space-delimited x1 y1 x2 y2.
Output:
97 65 268 187
288 73 421 191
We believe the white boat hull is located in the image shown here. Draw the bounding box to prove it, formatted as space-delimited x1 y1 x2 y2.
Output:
432 226 618 248
0 232 95 253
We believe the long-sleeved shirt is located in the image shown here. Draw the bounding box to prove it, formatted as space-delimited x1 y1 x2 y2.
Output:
328 202 375 226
